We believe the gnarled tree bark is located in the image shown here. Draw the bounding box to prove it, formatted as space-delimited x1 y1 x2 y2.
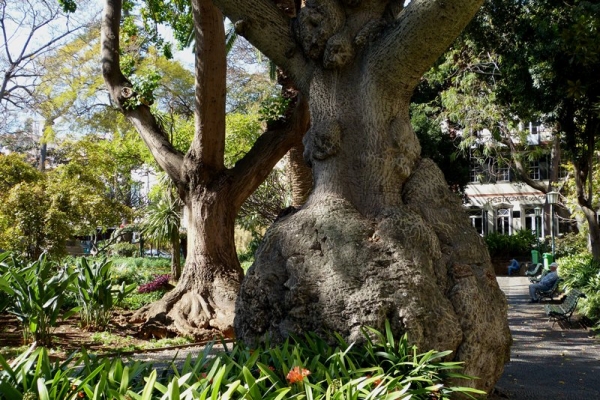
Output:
213 0 512 393
101 0 308 339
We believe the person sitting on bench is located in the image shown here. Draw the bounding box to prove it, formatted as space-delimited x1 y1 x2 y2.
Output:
507 258 521 276
529 262 559 303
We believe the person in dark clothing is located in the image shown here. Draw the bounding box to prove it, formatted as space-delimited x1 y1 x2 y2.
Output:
528 262 559 303
507 258 521 276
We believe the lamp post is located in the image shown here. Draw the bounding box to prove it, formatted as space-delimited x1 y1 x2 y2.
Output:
547 191 559 258
534 206 542 255
483 202 493 236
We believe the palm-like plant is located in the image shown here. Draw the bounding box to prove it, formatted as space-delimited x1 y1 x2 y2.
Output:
141 186 183 280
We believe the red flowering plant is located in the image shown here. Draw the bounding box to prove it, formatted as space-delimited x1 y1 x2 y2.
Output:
137 274 171 293
286 366 311 384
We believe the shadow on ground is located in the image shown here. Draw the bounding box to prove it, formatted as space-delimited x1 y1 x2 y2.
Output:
491 276 600 399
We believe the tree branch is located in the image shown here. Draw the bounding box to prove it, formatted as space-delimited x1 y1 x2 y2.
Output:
229 95 310 209
504 137 549 193
370 0 483 98
185 0 227 171
101 0 184 184
211 0 312 92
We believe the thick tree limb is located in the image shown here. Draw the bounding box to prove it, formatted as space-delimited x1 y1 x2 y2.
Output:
229 96 309 209
370 0 483 98
101 0 184 184
186 0 227 171
211 0 312 91
504 138 549 193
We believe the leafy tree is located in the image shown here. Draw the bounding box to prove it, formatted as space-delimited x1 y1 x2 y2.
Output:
0 181 71 259
410 103 470 193
451 0 600 257
141 185 183 280
0 0 98 133
0 153 42 194
101 0 309 340
0 142 132 258
205 0 510 393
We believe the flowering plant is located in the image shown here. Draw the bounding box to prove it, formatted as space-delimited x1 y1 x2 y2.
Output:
137 274 171 293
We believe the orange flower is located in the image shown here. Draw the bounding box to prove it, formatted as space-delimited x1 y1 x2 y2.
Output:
78 391 85 398
286 366 311 384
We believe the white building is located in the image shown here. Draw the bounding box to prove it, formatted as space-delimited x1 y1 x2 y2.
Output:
462 123 564 238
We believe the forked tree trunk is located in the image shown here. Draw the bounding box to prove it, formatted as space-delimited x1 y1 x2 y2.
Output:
102 0 309 339
220 0 511 393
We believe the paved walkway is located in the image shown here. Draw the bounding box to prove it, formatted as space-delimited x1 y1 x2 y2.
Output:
493 276 600 399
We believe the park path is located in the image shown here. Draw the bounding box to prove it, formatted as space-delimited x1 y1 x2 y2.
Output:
493 276 600 399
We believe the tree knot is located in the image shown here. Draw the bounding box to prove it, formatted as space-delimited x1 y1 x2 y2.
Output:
303 119 342 164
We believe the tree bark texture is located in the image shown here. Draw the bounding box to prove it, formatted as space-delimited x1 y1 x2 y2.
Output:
217 0 511 393
102 0 308 339
170 228 181 281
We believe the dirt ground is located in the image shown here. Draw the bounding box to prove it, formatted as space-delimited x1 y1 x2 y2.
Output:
0 310 157 359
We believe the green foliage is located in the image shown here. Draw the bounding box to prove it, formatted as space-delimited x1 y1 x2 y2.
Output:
557 253 600 327
410 103 470 192
0 322 484 399
554 232 588 259
124 68 163 109
0 253 77 346
0 346 156 400
109 256 171 286
71 258 136 330
141 190 182 245
258 95 291 124
120 290 166 311
110 243 140 258
224 113 263 167
0 154 42 195
485 230 537 258
57 0 77 13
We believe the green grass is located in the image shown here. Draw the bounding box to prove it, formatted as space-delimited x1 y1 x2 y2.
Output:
120 290 167 310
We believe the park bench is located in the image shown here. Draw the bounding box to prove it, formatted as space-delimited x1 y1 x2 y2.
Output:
545 288 586 327
536 277 563 301
526 263 544 282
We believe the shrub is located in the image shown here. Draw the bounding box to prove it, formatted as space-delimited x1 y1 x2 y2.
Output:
559 253 600 327
485 230 537 258
109 242 140 257
554 232 588 259
120 290 166 310
138 274 171 293
109 257 170 285
0 253 77 346
0 322 485 399
71 258 136 330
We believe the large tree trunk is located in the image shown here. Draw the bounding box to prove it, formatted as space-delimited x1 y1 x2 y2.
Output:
573 146 600 260
235 70 511 392
225 0 511 393
134 191 242 338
